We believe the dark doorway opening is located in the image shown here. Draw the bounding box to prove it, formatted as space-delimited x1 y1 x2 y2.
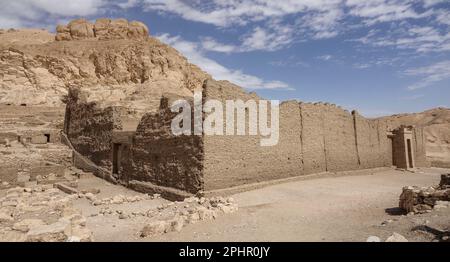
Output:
407 139 413 168
113 143 122 175
44 134 50 143
390 137 395 166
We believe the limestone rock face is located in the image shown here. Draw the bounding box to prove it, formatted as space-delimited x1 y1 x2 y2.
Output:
55 18 149 41
0 19 210 106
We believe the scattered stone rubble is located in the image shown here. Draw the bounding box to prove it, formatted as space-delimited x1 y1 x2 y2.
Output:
79 192 153 206
71 189 238 238
140 196 238 238
0 186 92 242
399 174 450 214
367 232 409 242
385 232 409 242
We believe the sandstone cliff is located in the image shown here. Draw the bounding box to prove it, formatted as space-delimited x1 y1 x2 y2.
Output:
0 18 210 107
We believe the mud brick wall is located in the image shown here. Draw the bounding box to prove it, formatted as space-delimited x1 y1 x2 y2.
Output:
202 80 303 190
378 120 394 167
322 105 359 172
63 81 429 194
65 88 121 170
413 127 429 167
121 98 204 194
300 103 327 174
353 112 390 169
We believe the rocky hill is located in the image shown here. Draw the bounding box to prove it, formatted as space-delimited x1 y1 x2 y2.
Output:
379 107 450 167
0 18 210 107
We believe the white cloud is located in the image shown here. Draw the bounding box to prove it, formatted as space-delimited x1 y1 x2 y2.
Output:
435 9 450 26
422 0 447 7
317 55 333 61
353 63 371 69
200 37 237 53
157 34 292 90
0 0 106 28
141 0 343 27
139 0 344 50
241 25 294 51
118 0 140 9
404 60 450 90
346 0 431 25
356 25 450 53
133 0 449 54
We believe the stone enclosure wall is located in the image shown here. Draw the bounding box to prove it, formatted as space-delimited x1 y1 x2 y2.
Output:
201 80 427 191
65 81 429 196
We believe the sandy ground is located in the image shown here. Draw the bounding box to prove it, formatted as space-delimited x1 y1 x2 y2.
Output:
70 167 449 242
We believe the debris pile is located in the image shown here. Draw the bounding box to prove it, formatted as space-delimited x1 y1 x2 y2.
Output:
399 174 450 214
367 232 409 242
0 186 92 242
75 192 157 206
140 196 238 238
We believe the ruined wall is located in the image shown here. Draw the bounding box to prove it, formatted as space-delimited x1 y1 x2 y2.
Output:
121 98 204 194
202 80 303 191
65 88 121 170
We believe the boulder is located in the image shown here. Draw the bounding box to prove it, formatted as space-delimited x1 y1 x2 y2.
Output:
81 188 100 195
217 203 238 214
128 21 149 38
385 232 408 242
26 219 71 242
111 195 125 204
0 209 14 223
70 226 93 242
17 173 31 187
196 206 218 220
93 18 111 38
140 221 168 237
366 236 381 242
0 230 27 242
13 219 45 233
84 192 96 201
168 216 185 232
68 19 95 40
399 185 450 214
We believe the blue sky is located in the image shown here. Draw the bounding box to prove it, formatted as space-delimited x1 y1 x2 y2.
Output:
1 0 449 117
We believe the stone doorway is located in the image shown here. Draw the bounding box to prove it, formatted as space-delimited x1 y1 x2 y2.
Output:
392 126 415 170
